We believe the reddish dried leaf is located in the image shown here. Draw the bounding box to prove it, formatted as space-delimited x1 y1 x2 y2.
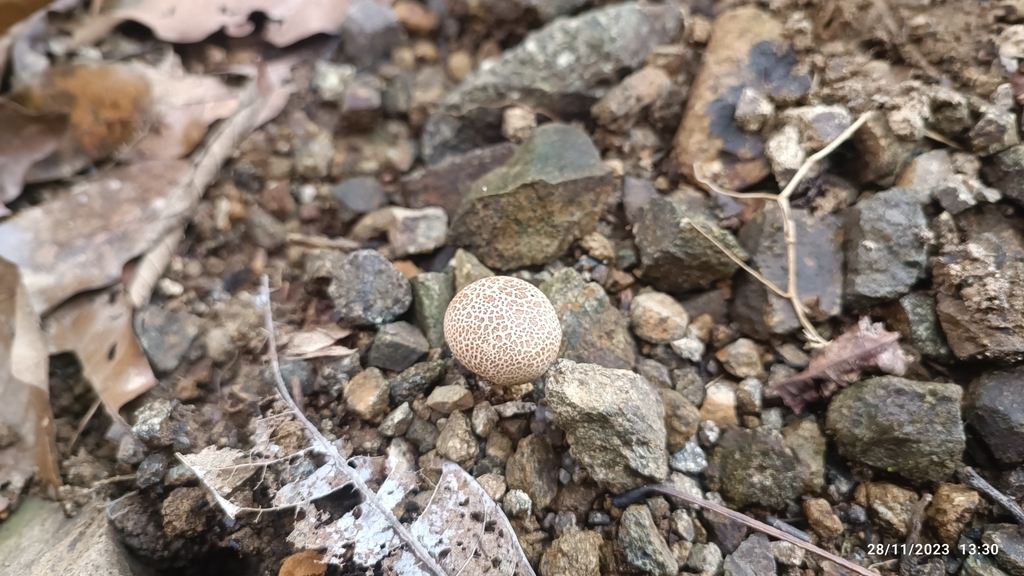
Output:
0 256 60 495
0 99 66 213
766 317 912 413
44 288 156 417
0 0 50 36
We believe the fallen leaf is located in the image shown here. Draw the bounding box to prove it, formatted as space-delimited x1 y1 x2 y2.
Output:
77 0 389 48
0 256 60 495
766 317 913 413
12 64 153 184
0 0 50 36
0 99 67 214
44 288 157 418
280 325 354 359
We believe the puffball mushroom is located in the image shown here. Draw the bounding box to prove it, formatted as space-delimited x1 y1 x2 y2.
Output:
443 276 562 386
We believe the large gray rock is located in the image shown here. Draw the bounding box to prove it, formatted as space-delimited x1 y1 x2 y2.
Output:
731 204 843 338
967 367 1024 465
723 534 777 576
636 195 747 294
134 306 202 374
706 427 805 510
312 249 412 326
367 321 429 372
423 2 681 163
619 505 678 576
402 143 516 217
540 268 636 370
545 360 668 491
826 376 965 482
844 188 930 307
449 123 614 270
410 271 454 349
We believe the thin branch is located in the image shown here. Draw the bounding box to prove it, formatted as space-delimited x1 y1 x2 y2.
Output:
683 218 789 298
778 112 873 201
962 466 1024 529
614 485 880 576
258 276 448 576
287 233 362 252
900 493 932 576
69 397 102 450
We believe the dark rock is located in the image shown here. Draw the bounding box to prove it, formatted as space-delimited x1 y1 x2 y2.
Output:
881 292 952 361
449 123 614 270
706 427 803 510
970 108 1020 156
984 524 1024 576
405 415 439 451
732 204 843 338
933 206 1024 360
723 534 776 576
539 268 636 370
619 505 678 576
402 143 516 218
826 376 964 482
331 177 386 224
963 554 1011 576
984 145 1024 206
420 109 505 166
849 113 916 187
675 7 810 190
367 322 429 372
635 195 747 293
135 454 166 490
390 360 446 405
506 435 559 510
322 250 412 326
131 399 191 452
410 271 454 349
339 0 404 69
622 176 658 225
134 306 202 374
967 367 1024 465
843 188 930 307
545 359 668 491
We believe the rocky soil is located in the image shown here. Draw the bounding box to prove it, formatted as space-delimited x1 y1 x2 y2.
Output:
14 0 1024 575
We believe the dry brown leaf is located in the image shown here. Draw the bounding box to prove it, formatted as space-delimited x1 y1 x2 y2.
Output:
0 99 66 214
766 317 913 413
77 0 389 48
0 0 51 36
280 325 354 359
12 64 153 184
44 288 157 417
0 256 60 495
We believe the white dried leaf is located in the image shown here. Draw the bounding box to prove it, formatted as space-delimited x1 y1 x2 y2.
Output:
272 462 349 508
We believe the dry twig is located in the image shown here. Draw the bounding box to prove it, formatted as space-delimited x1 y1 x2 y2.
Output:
962 466 1024 529
614 485 880 576
286 233 362 252
695 111 874 347
900 492 932 576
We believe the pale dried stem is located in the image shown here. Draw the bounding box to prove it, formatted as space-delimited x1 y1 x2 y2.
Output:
900 493 932 576
695 111 874 347
962 466 1024 529
286 233 362 252
258 276 448 576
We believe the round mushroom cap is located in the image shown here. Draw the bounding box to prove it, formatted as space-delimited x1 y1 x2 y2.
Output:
443 276 562 386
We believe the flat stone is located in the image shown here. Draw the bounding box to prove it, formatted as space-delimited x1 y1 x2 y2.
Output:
410 271 454 349
731 205 843 338
506 434 559 510
779 105 854 151
134 306 202 373
844 188 930 307
723 533 776 576
344 367 391 423
402 143 516 218
967 366 1024 465
389 359 445 405
827 377 964 482
854 482 918 537
619 505 679 576
425 384 474 414
379 402 413 437
545 359 668 492
331 176 386 224
539 529 602 576
926 483 982 545
700 381 739 428
881 292 953 361
674 7 809 190
318 249 412 326
449 123 614 270
635 195 747 293
706 427 804 510
435 410 477 467
367 321 429 372
970 107 1020 156
630 291 690 343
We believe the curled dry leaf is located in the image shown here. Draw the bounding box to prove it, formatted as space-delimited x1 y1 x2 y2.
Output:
280 325 354 359
0 99 66 215
77 0 390 48
766 316 913 413
0 256 60 495
44 288 156 419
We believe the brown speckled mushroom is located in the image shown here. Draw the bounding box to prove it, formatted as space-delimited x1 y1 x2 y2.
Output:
443 276 562 386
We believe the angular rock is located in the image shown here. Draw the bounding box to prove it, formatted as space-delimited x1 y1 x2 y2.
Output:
387 207 448 257
781 417 827 494
700 381 739 428
406 415 439 451
635 195 747 293
638 358 672 389
451 248 494 293
331 176 386 224
591 66 672 132
803 498 844 540
984 524 1024 576
963 554 1010 576
854 482 918 537
313 61 356 103
765 124 805 187
734 87 773 132
686 543 724 576
770 541 804 568
503 489 532 518
896 149 954 202
670 439 708 475
826 376 965 482
849 113 916 187
367 321 429 372
131 399 191 451
731 204 843 338
661 389 701 453
379 402 413 437
715 338 766 379
970 107 1020 156
675 7 809 190
449 123 614 269
540 268 636 370
134 306 202 374
402 143 516 218
435 410 478 467
410 271 454 349
292 127 334 179
933 206 1024 360
630 291 690 343
539 529 602 576
984 145 1024 206
501 106 537 144
506 435 559 510
844 188 930 307
471 401 498 437
344 367 390 423
619 505 678 576
545 360 668 491
320 249 412 326
779 106 854 151
881 292 952 361
389 359 446 405
967 367 1024 465
926 483 982 545
424 384 474 414
706 427 804 510
723 534 776 576
339 0 403 69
